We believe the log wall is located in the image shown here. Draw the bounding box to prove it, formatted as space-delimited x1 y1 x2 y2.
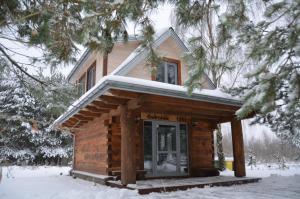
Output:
189 121 218 177
72 111 218 178
73 116 109 175
107 116 143 174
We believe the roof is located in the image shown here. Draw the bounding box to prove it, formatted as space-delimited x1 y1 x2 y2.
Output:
53 27 235 128
67 35 142 82
67 27 215 88
111 27 188 75
52 75 242 128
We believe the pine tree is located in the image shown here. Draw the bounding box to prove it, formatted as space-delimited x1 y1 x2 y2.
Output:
173 0 300 148
0 67 38 163
247 150 256 169
0 65 76 165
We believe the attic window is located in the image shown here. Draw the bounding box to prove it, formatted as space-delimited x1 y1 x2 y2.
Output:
86 62 96 91
155 59 180 85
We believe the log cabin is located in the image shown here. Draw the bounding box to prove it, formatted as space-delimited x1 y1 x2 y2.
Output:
52 27 246 186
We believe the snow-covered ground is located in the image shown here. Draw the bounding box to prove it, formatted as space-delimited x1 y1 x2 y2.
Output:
0 164 300 199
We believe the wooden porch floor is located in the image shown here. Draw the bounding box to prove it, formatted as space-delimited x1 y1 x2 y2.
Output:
106 176 262 194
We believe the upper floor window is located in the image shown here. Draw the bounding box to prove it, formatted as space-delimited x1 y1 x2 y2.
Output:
86 62 96 91
78 74 86 96
77 61 96 96
155 59 180 85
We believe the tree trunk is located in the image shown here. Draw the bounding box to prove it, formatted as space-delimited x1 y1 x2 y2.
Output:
216 124 225 171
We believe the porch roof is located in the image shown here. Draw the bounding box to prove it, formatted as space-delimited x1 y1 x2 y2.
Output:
52 75 242 129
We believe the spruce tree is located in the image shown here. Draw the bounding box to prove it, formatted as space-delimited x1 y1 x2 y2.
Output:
0 65 76 165
0 66 38 163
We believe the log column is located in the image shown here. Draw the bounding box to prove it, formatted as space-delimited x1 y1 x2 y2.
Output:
120 104 136 185
231 119 246 177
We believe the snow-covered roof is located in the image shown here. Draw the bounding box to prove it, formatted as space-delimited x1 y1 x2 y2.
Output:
52 75 242 128
111 27 188 76
53 27 238 128
67 27 215 88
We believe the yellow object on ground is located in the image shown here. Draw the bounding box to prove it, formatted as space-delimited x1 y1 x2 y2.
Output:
225 160 233 171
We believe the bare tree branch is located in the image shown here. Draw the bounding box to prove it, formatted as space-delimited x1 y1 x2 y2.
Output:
0 45 47 86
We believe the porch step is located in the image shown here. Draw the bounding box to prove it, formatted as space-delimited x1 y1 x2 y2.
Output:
111 170 147 176
111 170 147 180
71 170 116 185
106 176 262 194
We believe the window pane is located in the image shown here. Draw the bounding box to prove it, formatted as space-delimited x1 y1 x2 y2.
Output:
167 63 177 84
144 121 153 174
87 65 95 91
157 125 176 152
78 77 86 96
157 153 177 173
155 63 165 83
180 124 188 173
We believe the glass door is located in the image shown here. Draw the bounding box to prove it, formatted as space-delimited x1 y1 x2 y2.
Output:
156 124 178 175
143 120 188 177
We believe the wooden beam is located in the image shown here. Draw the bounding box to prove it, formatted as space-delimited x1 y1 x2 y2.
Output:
231 119 246 177
62 123 73 128
141 102 235 119
68 117 79 123
78 110 102 118
138 94 240 112
109 89 140 99
63 121 76 127
100 95 129 105
61 118 78 126
73 114 93 121
85 105 110 113
71 120 88 129
62 119 81 129
120 104 136 185
91 100 118 109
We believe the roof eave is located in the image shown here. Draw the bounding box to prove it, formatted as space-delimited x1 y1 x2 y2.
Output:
52 77 242 128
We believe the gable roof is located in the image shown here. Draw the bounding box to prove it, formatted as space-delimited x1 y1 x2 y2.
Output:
111 27 188 76
52 75 242 128
67 27 215 88
111 27 215 88
67 35 142 82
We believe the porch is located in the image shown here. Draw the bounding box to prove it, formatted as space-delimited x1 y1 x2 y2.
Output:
71 169 261 194
108 176 261 194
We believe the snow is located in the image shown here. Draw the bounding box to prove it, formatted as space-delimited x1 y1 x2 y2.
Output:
108 75 238 100
2 166 70 178
52 74 241 128
72 170 112 180
1 164 300 199
222 163 300 178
